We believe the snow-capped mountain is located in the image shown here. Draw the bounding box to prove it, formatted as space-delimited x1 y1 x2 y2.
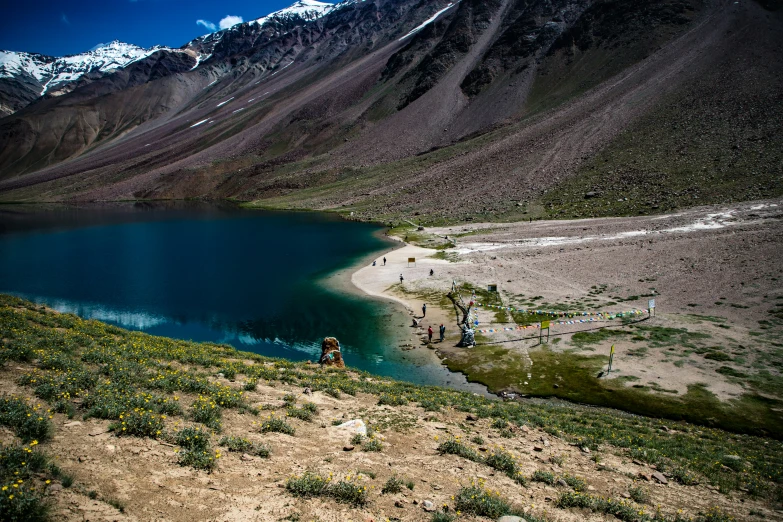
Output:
0 41 175 97
184 0 336 60
43 41 174 94
0 1 348 116
0 51 54 85
253 0 334 25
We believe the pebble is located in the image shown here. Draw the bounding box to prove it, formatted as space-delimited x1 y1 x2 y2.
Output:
422 500 436 512
533 446 544 452
63 421 82 427
343 445 355 451
498 517 526 522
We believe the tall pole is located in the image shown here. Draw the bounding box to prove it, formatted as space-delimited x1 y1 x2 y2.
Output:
608 344 615 373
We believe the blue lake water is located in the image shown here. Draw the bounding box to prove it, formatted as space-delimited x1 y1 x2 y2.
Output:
0 202 487 392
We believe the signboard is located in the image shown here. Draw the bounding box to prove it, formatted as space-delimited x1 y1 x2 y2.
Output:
539 320 551 344
407 257 416 267
648 299 655 309
487 284 498 292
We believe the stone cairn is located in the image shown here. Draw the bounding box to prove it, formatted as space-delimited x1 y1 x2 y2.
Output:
319 337 346 368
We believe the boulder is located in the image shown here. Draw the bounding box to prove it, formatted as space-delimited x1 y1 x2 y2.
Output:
331 419 368 438
422 500 436 512
498 517 526 522
652 472 668 484
319 337 345 368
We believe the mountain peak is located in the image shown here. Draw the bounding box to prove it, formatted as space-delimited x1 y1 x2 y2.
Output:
254 0 334 26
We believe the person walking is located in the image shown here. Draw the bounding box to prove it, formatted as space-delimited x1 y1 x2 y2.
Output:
383 257 386 266
428 325 433 343
429 268 434 276
439 324 445 342
422 303 427 317
400 274 404 283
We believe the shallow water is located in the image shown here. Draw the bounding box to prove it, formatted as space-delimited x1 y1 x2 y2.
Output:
0 202 487 392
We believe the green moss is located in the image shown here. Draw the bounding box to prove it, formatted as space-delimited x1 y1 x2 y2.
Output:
571 328 630 346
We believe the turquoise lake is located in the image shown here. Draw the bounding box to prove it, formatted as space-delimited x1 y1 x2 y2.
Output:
0 202 486 391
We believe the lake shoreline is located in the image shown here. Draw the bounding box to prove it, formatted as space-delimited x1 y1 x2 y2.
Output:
328 228 493 396
347 203 783 437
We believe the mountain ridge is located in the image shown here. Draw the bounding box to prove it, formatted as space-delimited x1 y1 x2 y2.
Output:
0 0 780 225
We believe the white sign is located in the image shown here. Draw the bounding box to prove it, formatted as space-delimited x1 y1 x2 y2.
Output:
648 299 655 309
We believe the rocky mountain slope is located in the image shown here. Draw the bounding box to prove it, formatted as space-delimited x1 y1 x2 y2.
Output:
0 0 780 224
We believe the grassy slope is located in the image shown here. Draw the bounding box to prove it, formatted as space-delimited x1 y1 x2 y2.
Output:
538 4 783 219
1 293 782 506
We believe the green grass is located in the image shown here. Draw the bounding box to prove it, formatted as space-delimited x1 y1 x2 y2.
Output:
286 403 317 422
0 397 52 443
286 472 368 506
454 484 514 519
218 436 270 458
109 408 165 438
531 470 557 485
175 427 210 452
190 395 222 431
557 491 738 522
571 328 630 346
258 417 296 436
361 438 383 452
381 476 404 494
442 334 783 438
0 442 57 522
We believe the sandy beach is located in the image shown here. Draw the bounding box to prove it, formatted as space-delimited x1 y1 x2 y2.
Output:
351 198 783 423
327 235 491 394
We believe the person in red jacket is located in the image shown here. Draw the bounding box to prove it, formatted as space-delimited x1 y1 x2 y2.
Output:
428 325 433 342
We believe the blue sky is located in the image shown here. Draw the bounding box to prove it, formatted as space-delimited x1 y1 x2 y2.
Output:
0 0 306 56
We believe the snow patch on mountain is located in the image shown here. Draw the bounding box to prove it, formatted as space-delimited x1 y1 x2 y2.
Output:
0 51 53 83
254 0 334 26
399 3 457 41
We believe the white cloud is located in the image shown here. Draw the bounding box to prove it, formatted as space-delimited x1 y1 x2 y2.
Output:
197 19 217 32
61 13 70 25
219 15 243 30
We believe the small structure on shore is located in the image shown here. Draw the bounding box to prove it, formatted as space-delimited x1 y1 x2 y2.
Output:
319 337 345 368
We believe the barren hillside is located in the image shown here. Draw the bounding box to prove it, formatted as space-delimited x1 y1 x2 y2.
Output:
0 0 779 224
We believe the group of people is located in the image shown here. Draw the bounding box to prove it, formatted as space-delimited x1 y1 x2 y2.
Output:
427 323 446 343
372 257 444 343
